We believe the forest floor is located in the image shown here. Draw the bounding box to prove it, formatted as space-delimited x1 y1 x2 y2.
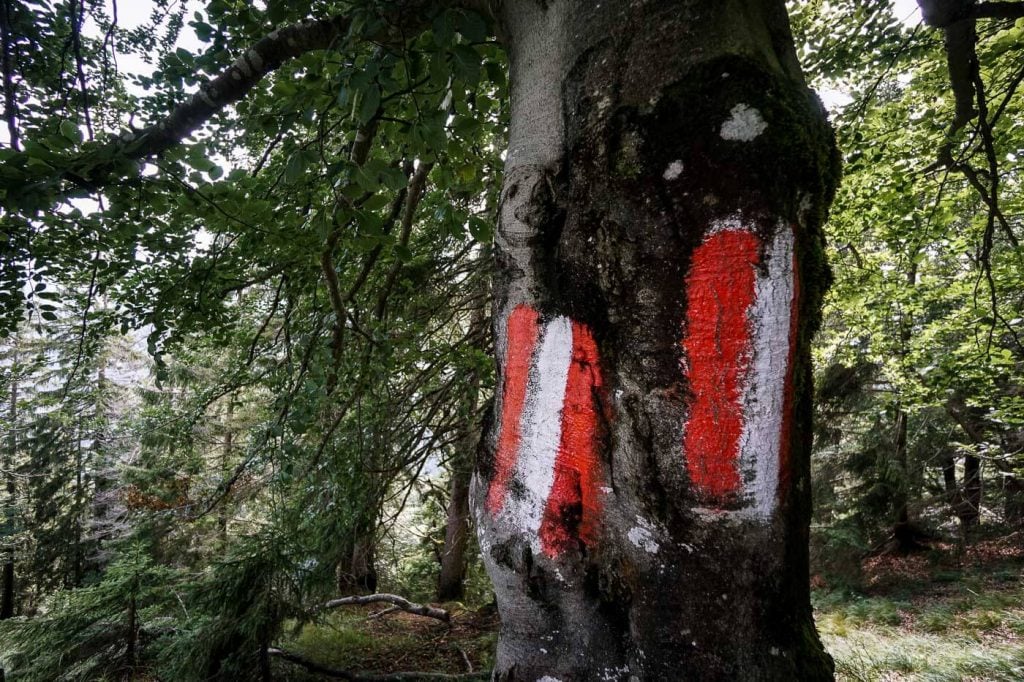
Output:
274 533 1024 681
816 531 1024 681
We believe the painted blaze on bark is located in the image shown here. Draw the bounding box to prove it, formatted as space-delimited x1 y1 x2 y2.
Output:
475 1 839 680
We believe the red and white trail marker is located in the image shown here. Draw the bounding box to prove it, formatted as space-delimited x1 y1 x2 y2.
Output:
682 219 798 519
488 305 604 557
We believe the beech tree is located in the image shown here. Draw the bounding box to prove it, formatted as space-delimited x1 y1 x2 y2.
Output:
473 1 837 679
4 0 838 678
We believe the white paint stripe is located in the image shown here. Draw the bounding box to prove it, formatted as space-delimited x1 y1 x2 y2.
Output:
705 213 745 236
737 223 795 520
501 316 573 544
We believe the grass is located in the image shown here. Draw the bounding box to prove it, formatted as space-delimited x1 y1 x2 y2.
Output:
273 605 497 680
815 535 1024 681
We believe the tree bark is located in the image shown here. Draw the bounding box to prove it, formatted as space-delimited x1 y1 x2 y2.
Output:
473 1 838 679
337 526 379 595
962 453 981 529
219 401 235 542
438 460 473 601
945 398 988 534
892 406 918 552
1 372 15 620
1004 471 1024 527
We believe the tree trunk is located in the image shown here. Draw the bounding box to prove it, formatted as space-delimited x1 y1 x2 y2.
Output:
942 452 957 496
962 453 981 529
438 272 489 602
72 419 84 588
219 401 235 542
125 589 137 670
892 406 917 552
945 398 986 534
1004 473 1024 527
438 464 472 601
473 1 838 679
336 526 378 595
1 373 16 620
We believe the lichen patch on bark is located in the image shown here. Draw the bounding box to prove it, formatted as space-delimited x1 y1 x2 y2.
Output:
719 103 768 141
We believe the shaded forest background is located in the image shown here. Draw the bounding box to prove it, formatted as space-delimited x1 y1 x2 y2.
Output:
0 0 1023 679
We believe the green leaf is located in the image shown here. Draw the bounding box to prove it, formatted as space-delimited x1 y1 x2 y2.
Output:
457 11 488 43
484 61 506 88
284 151 306 184
451 45 481 85
358 85 381 124
59 120 83 144
468 216 492 242
361 193 391 211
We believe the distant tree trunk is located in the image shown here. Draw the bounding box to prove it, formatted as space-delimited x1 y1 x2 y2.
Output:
1004 473 1024 527
86 364 112 577
337 525 378 594
891 254 920 553
350 532 377 593
438 276 488 602
438 463 472 601
942 451 957 495
1 373 15 620
474 1 838 678
125 589 137 669
219 401 234 542
946 397 987 536
71 419 84 588
962 453 981 528
892 406 917 551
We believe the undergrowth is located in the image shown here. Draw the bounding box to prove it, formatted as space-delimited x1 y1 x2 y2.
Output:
814 537 1024 681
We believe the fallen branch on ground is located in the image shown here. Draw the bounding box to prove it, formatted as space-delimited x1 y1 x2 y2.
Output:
318 593 450 622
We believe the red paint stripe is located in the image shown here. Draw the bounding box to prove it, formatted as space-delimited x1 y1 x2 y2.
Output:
539 321 604 557
682 229 761 501
486 304 541 514
777 238 800 498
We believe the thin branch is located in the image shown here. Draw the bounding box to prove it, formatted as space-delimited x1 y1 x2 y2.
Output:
318 593 449 622
70 0 94 140
246 275 285 366
0 0 19 149
373 160 434 320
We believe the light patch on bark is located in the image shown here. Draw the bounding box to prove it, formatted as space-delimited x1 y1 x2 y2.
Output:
500 317 573 547
719 103 767 141
662 160 684 180
601 665 631 681
627 517 660 554
244 49 264 73
537 677 563 682
471 475 493 554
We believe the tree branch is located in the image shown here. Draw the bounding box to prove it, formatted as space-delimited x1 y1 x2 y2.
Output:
373 160 434 320
918 0 1024 26
973 1 1024 21
121 16 352 160
7 14 353 203
318 593 450 622
0 0 20 150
